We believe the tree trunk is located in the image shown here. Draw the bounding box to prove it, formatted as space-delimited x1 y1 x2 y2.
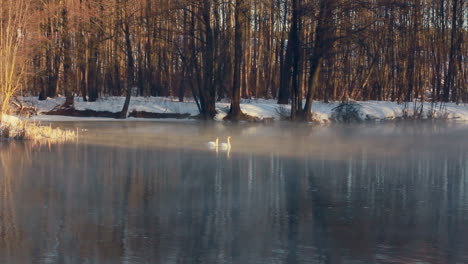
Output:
61 5 74 109
302 0 332 121
277 0 290 104
200 1 217 119
226 0 248 121
288 0 301 120
118 1 134 119
443 0 459 102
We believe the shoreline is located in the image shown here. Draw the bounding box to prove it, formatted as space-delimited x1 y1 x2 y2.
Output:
18 96 468 123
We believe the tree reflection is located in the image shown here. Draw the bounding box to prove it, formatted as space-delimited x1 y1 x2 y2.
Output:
0 138 467 263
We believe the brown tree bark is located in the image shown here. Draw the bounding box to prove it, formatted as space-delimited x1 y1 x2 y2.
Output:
226 0 249 121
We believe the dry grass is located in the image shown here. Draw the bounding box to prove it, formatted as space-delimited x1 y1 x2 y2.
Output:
0 114 76 141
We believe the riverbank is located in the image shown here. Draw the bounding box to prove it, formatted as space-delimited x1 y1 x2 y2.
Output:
21 96 468 123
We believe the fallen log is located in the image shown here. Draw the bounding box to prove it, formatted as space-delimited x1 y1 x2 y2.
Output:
44 108 192 119
45 108 119 118
10 99 38 117
129 110 191 119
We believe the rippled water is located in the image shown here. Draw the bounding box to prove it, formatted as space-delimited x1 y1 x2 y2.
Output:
0 121 467 263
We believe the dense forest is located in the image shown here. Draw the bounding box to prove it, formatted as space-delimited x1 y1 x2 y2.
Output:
1 0 467 120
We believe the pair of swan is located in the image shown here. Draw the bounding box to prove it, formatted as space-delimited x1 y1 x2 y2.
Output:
208 136 231 150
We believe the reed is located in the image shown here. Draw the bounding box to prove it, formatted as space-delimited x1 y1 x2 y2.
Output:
1 115 76 141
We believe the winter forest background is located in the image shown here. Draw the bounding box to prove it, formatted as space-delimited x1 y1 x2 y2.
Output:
1 0 467 120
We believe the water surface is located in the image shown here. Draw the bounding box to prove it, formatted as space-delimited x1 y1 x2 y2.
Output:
0 121 467 263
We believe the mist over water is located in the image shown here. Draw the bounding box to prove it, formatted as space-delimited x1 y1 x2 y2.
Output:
0 121 467 263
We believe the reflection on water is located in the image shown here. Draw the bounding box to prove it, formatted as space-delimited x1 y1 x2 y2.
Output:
0 122 467 263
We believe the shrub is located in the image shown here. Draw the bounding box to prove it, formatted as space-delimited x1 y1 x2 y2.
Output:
331 102 364 123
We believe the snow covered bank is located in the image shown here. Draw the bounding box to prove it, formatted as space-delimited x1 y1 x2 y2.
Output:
21 96 468 123
1 114 76 140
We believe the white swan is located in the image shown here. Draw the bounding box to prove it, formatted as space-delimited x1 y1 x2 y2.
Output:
220 136 231 150
207 137 219 149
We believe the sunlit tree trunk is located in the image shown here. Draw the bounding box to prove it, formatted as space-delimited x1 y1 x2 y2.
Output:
0 0 29 121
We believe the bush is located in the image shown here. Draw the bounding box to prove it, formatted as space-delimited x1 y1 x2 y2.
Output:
331 102 364 123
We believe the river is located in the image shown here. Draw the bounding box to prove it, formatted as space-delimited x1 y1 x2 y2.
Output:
0 121 467 263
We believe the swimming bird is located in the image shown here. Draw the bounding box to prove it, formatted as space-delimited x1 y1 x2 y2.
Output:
207 137 219 149
220 136 231 150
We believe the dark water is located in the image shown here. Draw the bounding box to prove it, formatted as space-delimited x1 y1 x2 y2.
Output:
0 122 467 264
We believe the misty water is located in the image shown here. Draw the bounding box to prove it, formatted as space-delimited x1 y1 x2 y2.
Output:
1 121 468 264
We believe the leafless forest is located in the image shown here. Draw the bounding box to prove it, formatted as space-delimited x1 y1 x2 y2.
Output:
3 0 467 120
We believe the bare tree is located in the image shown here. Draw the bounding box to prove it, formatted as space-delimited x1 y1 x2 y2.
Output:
0 0 29 121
